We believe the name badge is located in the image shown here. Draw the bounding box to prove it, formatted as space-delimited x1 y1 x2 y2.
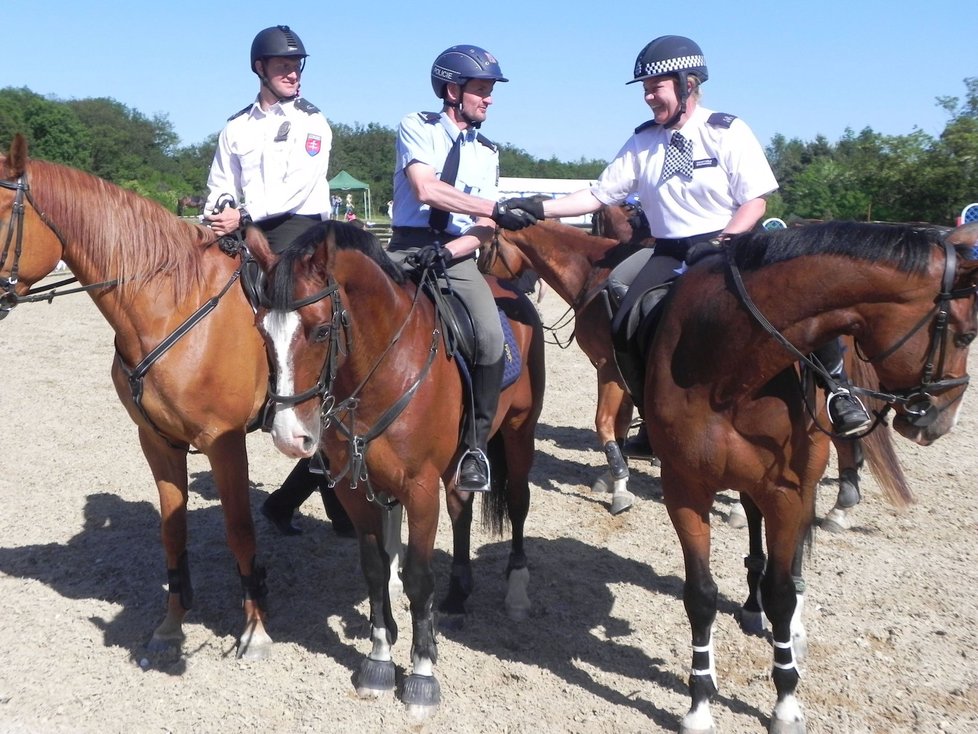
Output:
693 158 718 169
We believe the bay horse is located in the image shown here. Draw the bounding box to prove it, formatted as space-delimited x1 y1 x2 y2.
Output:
483 220 869 526
176 194 206 217
246 220 545 719
645 221 978 733
0 134 273 659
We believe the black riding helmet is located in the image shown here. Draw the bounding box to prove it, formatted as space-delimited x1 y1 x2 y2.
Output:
628 35 708 128
430 45 508 126
251 25 308 101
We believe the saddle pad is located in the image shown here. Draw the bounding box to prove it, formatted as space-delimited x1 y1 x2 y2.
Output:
499 308 523 390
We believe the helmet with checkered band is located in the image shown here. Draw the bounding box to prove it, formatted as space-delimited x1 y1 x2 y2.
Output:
627 35 708 87
250 25 308 75
430 45 508 100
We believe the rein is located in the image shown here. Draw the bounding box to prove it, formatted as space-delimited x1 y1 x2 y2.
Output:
726 239 974 432
267 264 441 504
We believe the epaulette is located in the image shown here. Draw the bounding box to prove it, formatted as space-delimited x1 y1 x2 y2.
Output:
294 97 320 115
707 112 738 128
227 104 252 122
419 111 442 124
475 133 497 152
634 119 659 134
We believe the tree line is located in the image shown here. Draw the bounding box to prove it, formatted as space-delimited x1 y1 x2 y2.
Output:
1 79 975 225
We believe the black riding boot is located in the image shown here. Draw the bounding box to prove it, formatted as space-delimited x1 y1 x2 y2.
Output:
458 358 504 493
814 339 872 437
261 457 319 535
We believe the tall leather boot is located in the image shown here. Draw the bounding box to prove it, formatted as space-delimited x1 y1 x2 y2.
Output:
261 457 319 535
458 358 504 493
814 339 872 437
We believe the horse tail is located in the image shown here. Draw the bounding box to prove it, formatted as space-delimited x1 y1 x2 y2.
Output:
480 432 509 536
850 353 916 508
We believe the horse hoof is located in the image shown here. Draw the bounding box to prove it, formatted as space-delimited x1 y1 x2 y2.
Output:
769 715 806 734
740 608 767 635
355 658 396 699
821 507 851 533
402 673 441 718
727 502 748 529
610 490 635 515
237 627 273 661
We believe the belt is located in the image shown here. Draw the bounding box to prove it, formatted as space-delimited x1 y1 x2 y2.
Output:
653 230 723 259
389 226 462 250
256 212 321 230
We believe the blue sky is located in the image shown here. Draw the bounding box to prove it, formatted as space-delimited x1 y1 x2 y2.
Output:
7 1 974 164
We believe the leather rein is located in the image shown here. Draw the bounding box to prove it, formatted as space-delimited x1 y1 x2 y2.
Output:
726 238 976 432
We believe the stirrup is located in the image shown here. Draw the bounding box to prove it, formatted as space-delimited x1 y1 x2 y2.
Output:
456 449 491 493
826 389 872 436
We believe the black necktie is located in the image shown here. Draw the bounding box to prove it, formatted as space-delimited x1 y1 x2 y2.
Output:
428 135 462 233
660 130 694 184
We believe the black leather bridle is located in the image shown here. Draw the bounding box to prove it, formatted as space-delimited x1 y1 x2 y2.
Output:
727 238 977 430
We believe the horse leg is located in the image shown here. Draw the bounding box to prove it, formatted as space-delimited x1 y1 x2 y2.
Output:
590 372 634 515
441 488 475 615
382 503 404 598
399 486 442 719
666 492 720 734
760 516 808 734
822 437 863 533
205 431 271 660
727 492 748 528
350 497 399 701
739 494 767 635
498 429 532 621
138 428 192 654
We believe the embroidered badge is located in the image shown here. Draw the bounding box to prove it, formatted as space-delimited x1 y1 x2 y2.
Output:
305 134 322 156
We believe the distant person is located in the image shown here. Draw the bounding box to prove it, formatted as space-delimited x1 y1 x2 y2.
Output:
331 194 342 219
496 35 871 455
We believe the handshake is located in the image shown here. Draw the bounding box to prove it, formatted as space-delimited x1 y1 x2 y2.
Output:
491 197 546 231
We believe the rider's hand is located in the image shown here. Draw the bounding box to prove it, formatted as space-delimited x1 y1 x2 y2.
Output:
204 206 242 236
492 198 545 231
412 243 451 271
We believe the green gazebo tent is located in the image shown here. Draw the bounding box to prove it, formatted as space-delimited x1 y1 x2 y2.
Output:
329 170 372 219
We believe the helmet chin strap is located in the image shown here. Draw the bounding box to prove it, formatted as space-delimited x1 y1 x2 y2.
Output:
448 81 482 129
663 73 689 130
257 60 300 104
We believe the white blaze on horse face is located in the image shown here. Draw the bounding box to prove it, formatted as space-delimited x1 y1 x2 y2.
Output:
262 308 318 457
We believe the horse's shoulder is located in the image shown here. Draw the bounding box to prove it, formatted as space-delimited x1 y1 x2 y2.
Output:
706 112 738 128
634 119 659 134
294 97 321 115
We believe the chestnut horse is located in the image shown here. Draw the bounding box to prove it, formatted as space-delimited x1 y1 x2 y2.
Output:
0 135 272 658
646 221 978 733
483 220 868 526
247 220 545 719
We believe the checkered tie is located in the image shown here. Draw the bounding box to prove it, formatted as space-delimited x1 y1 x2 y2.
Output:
660 130 694 184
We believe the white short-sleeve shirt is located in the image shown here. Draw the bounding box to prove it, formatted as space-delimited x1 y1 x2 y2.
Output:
590 105 778 239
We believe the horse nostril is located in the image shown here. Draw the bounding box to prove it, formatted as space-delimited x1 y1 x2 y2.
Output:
301 435 318 454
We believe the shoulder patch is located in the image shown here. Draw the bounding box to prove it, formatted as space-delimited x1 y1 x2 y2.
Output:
294 97 320 114
419 111 441 124
707 112 738 128
475 133 497 152
227 104 251 122
634 119 659 134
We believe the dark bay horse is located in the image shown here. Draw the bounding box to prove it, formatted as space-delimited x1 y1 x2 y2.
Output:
0 135 273 658
176 194 206 217
484 220 868 526
645 221 978 733
247 221 545 719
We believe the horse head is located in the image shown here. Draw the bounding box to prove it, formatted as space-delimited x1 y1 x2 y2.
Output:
863 223 978 445
0 135 69 316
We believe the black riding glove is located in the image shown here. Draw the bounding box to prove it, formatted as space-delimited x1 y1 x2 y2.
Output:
492 198 545 230
412 243 450 272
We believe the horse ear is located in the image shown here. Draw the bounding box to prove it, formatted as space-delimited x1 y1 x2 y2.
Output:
244 225 278 271
8 134 27 177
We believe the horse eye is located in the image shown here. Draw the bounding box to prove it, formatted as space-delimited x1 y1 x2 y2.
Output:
311 324 331 343
955 332 976 348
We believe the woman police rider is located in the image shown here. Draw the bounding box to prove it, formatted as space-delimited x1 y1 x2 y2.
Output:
497 35 872 453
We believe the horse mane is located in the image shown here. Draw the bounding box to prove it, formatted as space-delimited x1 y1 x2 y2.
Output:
730 221 942 275
272 220 405 310
27 158 215 302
